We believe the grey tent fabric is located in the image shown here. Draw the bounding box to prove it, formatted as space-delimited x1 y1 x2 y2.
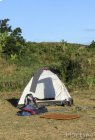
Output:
30 68 43 93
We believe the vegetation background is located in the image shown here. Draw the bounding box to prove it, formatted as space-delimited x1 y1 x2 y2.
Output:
0 19 95 92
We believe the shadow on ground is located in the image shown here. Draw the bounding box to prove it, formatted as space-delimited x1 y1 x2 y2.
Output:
7 98 19 107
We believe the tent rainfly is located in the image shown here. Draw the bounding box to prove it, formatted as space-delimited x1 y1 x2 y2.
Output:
18 68 72 105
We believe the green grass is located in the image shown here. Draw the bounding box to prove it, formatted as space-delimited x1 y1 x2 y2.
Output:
0 42 95 92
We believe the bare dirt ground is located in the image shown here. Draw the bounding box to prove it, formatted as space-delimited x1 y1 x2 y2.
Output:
0 89 95 140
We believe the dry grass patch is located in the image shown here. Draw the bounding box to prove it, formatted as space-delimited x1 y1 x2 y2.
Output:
0 89 95 140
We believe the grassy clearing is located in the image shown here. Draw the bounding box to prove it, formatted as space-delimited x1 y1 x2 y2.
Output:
0 42 95 139
0 89 95 140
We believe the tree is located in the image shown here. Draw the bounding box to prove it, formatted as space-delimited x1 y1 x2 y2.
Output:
11 27 25 45
88 40 95 48
0 18 26 58
0 19 12 33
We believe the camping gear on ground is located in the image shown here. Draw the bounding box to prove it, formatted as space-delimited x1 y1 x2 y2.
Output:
40 113 80 120
17 105 48 116
18 67 73 106
24 94 38 107
17 104 37 116
17 94 48 116
36 98 73 106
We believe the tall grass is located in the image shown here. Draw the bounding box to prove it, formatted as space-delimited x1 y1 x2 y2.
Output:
0 42 95 92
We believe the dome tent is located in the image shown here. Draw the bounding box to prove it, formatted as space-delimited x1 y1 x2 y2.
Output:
18 67 73 106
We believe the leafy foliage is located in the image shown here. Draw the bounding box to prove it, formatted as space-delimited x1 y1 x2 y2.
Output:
88 40 95 48
0 18 12 33
0 19 25 58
